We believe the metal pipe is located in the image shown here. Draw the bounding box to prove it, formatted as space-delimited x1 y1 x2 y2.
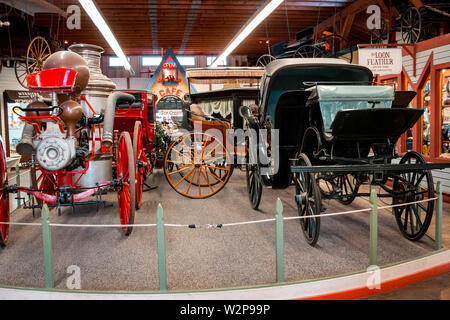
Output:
101 92 135 146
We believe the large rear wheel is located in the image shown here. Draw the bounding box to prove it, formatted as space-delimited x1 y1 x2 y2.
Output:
392 151 434 241
0 139 9 246
164 132 232 199
117 132 136 236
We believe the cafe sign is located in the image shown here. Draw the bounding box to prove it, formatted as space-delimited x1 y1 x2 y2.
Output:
358 47 402 76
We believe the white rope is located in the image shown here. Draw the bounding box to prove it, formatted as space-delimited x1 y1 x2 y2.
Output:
378 197 437 211
49 223 157 228
0 197 437 228
283 208 371 221
0 221 41 226
221 218 276 227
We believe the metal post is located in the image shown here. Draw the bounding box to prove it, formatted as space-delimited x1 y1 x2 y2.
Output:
157 204 167 290
369 189 378 266
435 182 442 250
15 165 20 209
276 198 284 283
41 204 54 288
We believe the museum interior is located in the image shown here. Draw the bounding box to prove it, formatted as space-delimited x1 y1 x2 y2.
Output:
0 0 449 301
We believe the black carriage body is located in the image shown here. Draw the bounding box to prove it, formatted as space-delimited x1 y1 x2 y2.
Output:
253 58 423 188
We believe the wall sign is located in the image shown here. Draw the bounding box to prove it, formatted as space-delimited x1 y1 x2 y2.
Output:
358 48 402 76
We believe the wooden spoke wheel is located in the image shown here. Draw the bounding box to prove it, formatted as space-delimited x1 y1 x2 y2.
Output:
401 7 421 43
245 136 262 209
117 132 136 236
27 36 51 74
31 167 57 207
256 54 275 67
164 132 232 199
294 45 323 59
335 174 359 205
133 121 144 210
175 156 232 187
315 174 336 197
246 163 262 210
322 34 352 64
293 153 321 246
370 17 389 44
0 139 9 246
392 151 434 241
14 59 28 89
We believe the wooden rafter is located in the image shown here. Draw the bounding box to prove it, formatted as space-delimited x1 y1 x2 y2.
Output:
313 0 379 37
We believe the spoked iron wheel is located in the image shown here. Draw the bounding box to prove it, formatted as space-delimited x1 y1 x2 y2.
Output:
246 163 262 210
27 36 51 74
370 17 389 44
14 59 28 89
256 54 276 67
31 167 57 207
0 139 10 246
335 174 359 205
401 7 421 43
245 136 262 209
322 34 352 64
117 132 136 236
164 132 232 199
392 151 434 241
294 45 323 59
293 153 321 246
133 121 144 210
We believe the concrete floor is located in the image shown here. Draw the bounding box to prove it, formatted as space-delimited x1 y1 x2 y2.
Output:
0 169 447 297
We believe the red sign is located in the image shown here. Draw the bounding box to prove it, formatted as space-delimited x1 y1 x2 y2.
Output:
159 87 183 98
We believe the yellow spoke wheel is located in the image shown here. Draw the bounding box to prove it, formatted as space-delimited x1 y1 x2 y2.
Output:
164 132 232 199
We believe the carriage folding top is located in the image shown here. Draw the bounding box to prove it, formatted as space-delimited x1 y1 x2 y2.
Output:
238 57 450 246
185 67 264 129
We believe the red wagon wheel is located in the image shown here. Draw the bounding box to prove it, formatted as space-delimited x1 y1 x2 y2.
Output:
0 139 9 246
164 132 232 199
31 167 57 206
117 132 136 236
133 121 144 210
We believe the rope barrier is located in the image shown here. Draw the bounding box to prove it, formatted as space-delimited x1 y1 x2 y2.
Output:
0 197 437 228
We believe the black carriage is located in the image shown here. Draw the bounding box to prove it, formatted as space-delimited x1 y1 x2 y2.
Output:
240 58 449 246
393 1 450 43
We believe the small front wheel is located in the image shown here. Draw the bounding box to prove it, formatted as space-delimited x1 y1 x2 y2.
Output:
293 153 321 246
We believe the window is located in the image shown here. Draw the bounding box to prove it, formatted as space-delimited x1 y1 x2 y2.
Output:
207 56 227 67
441 69 450 157
108 56 130 67
142 56 163 66
422 78 431 156
178 56 196 66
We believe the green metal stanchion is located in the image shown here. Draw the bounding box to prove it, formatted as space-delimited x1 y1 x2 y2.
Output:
41 204 54 288
435 182 442 250
276 198 284 283
15 165 20 209
369 189 378 266
157 204 167 290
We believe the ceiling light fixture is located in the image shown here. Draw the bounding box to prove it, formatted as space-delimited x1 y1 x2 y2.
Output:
78 0 133 73
211 0 283 67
